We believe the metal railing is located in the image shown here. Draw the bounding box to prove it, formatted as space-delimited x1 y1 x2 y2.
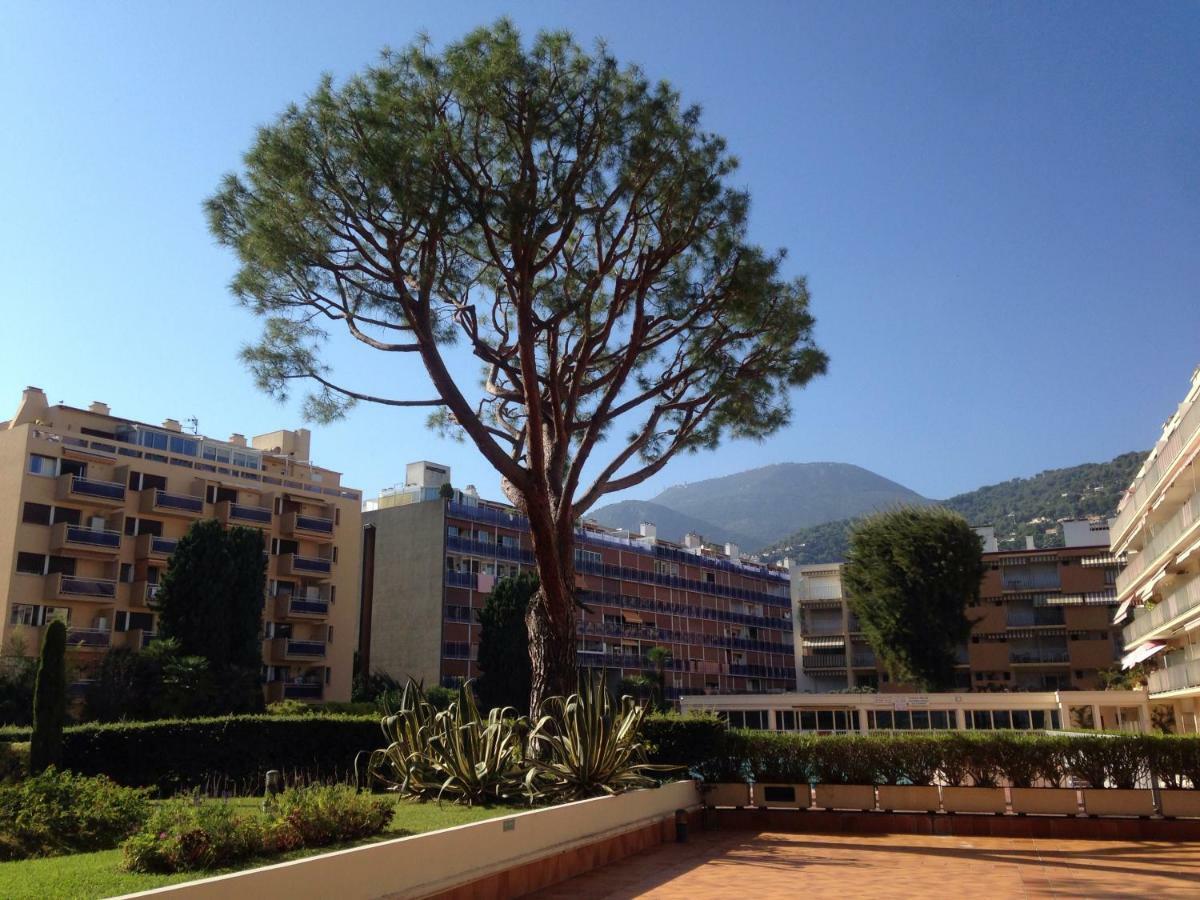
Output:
55 576 118 599
285 639 326 657
802 654 847 669
1006 608 1066 627
1009 648 1070 664
152 489 204 513
229 503 272 524
295 514 334 534
69 475 126 501
66 628 112 648
151 536 177 554
289 554 332 574
1113 387 1200 545
1116 492 1200 598
62 525 121 549
282 682 324 699
1123 571 1200 647
288 597 330 616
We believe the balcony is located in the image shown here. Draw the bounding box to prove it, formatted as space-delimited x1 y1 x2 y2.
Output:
274 592 330 620
1009 648 1071 664
134 533 177 560
1123 571 1200 648
140 488 205 517
275 553 333 580
49 522 121 556
65 628 112 650
56 473 126 506
1112 381 1200 548
216 500 273 527
1148 651 1200 696
802 654 847 670
131 581 161 607
45 573 117 603
1006 608 1066 628
266 680 325 702
1116 492 1200 601
851 652 877 668
281 510 335 541
269 637 327 660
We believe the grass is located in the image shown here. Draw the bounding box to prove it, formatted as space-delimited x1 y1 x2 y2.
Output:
0 796 515 900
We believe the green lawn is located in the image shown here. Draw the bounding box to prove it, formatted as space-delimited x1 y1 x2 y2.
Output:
0 797 514 900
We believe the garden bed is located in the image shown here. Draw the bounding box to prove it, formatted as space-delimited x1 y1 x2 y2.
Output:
0 797 512 900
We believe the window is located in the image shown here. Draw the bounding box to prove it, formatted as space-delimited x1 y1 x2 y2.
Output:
47 556 76 576
51 507 80 526
16 552 45 575
42 607 69 624
120 564 133 583
169 435 199 457
142 473 167 493
443 641 471 659
28 454 57 476
777 710 797 731
124 517 138 536
9 604 40 626
21 503 51 525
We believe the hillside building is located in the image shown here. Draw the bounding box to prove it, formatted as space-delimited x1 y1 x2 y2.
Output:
360 462 795 702
1112 365 1200 731
793 520 1122 692
0 387 362 703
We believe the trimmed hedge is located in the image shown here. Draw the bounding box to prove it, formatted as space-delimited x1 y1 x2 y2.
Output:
54 715 381 793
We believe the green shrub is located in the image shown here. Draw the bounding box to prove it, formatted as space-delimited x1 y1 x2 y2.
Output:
1146 735 1200 790
269 784 393 848
990 733 1067 788
0 768 151 860
869 733 945 786
1063 735 1147 789
0 741 28 783
811 735 882 785
122 786 395 873
642 712 727 769
122 799 265 873
59 714 380 793
743 731 816 783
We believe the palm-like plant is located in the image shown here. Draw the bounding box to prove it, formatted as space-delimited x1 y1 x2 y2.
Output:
645 646 673 711
525 673 679 800
364 681 528 805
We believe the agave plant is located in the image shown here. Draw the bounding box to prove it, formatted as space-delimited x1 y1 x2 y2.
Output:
525 673 680 801
363 680 528 805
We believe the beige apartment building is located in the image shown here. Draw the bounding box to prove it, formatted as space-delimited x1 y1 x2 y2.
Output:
1113 365 1200 731
0 387 362 703
793 520 1122 693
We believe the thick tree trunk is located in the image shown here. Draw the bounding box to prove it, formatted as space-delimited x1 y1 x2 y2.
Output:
523 509 578 715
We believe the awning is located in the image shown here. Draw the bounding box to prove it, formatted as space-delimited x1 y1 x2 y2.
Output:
1176 536 1200 567
802 636 846 649
1121 641 1166 670
1112 597 1134 625
621 612 643 624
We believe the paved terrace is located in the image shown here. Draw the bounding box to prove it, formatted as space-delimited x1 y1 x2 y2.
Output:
530 830 1200 898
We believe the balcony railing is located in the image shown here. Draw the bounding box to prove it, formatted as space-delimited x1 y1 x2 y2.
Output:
295 513 334 534
60 474 126 503
802 654 847 669
1148 656 1200 695
285 639 327 658
445 570 478 589
1123 571 1200 647
54 523 122 552
290 555 332 574
277 593 330 618
282 681 324 699
66 628 112 649
1009 648 1070 664
220 501 273 525
135 533 178 558
48 574 117 601
1006 609 1066 627
1116 492 1200 599
851 652 877 668
1113 385 1200 547
146 489 205 515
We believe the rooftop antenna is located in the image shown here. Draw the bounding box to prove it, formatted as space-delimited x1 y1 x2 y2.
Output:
185 417 199 435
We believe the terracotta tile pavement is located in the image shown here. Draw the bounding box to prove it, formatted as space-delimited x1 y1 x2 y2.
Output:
527 829 1200 898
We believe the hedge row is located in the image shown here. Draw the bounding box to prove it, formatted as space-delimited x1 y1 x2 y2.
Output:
643 722 1200 790
12 715 383 794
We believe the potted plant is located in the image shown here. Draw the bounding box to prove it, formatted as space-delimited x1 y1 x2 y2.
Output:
1150 735 1200 819
751 732 814 809
1068 735 1155 817
811 735 877 811
875 734 942 813
939 734 1007 814
996 733 1079 816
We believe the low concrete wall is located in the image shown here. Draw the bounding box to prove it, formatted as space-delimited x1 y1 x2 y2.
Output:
119 781 699 900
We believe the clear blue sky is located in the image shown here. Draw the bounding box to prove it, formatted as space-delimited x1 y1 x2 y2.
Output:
1 2 1197 506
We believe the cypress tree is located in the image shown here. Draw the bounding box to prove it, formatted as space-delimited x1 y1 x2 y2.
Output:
476 573 537 714
30 619 67 772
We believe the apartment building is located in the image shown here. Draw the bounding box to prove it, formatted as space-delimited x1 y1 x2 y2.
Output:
0 387 362 703
360 462 795 702
793 521 1122 693
1112 365 1200 731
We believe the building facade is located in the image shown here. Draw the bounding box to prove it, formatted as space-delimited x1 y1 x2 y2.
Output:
793 522 1122 693
360 462 795 702
0 387 362 702
681 688 1151 734
1112 365 1200 731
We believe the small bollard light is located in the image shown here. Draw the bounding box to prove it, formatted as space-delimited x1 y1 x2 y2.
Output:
675 808 688 843
263 769 282 813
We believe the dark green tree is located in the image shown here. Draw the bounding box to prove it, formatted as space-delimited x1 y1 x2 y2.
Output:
206 21 827 711
843 507 983 691
156 519 266 713
0 637 37 726
476 573 538 714
645 646 673 711
30 619 67 772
